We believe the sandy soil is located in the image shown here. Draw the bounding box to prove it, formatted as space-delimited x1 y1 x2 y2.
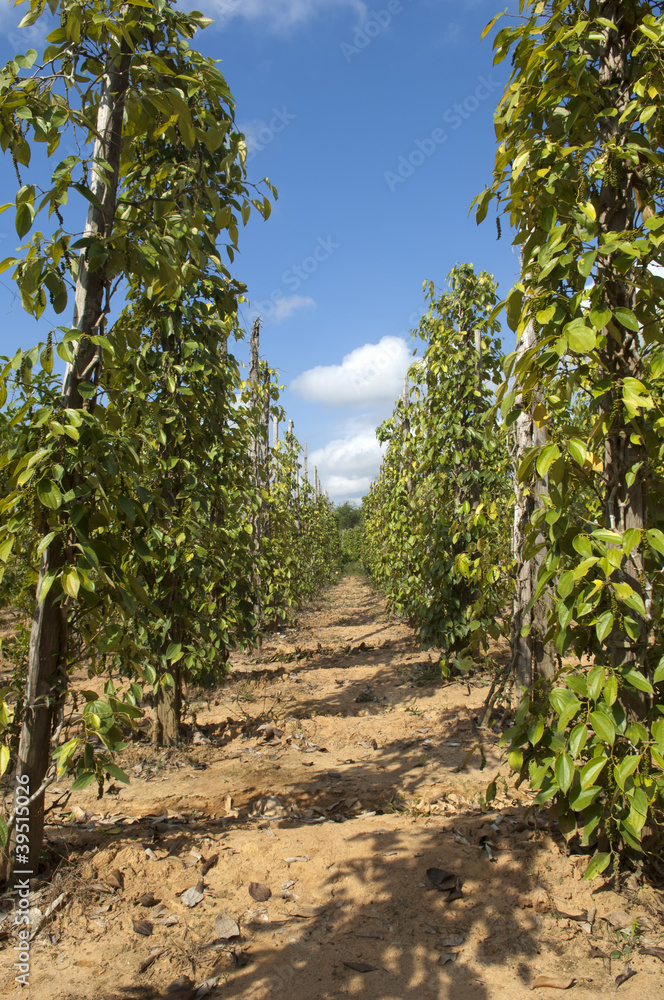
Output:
1 575 663 999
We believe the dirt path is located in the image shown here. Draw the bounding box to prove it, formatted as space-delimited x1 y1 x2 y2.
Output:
1 576 662 999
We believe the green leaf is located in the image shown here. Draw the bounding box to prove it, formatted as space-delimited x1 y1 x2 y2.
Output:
646 528 664 556
613 307 639 332
569 723 588 758
104 762 130 784
589 307 612 329
587 664 605 701
603 673 618 706
71 771 96 791
580 756 607 789
573 534 593 558
537 304 556 324
557 571 575 598
622 528 641 556
569 785 601 811
37 478 63 510
512 150 530 179
165 642 183 663
568 438 586 466
614 755 640 790
527 719 544 745
589 711 615 745
554 752 574 793
61 568 80 599
653 658 664 685
614 585 646 617
506 287 523 332
621 667 653 694
567 325 597 354
536 442 560 477
481 11 504 38
578 250 596 277
15 201 34 238
595 610 614 643
117 496 136 521
583 852 611 880
592 529 622 545
0 817 7 847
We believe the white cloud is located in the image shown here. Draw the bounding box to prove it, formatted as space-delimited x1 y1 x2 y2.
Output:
308 426 385 500
186 0 367 32
291 335 411 407
248 294 316 324
0 3 54 52
272 294 316 323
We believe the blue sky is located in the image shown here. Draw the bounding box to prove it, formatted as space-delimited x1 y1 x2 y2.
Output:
0 0 521 501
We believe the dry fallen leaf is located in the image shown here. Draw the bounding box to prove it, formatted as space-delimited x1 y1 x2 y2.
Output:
641 945 664 963
90 882 113 895
214 912 240 940
439 935 465 947
606 909 632 930
248 882 271 902
132 918 153 937
615 965 637 987
137 892 160 908
105 869 124 891
438 953 458 966
343 961 380 973
426 868 458 892
201 854 219 876
137 947 168 973
530 976 574 990
180 881 205 908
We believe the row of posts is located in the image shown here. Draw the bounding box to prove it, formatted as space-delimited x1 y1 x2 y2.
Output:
249 318 325 500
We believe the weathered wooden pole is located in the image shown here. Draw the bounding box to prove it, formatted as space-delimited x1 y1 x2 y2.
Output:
12 33 131 881
510 315 555 690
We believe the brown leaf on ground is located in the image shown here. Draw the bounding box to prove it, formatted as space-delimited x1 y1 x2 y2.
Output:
426 867 458 892
641 945 664 963
615 965 637 987
530 976 574 990
137 947 168 973
105 869 124 891
137 892 160 907
438 953 458 966
249 881 271 902
132 919 153 937
181 883 205 907
606 909 633 930
214 912 240 940
201 853 219 876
